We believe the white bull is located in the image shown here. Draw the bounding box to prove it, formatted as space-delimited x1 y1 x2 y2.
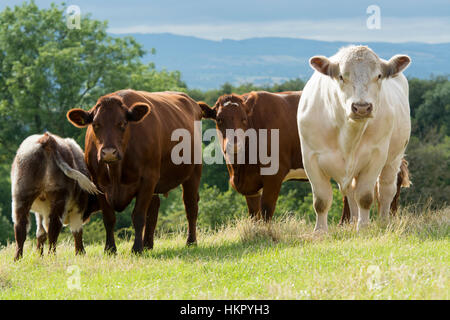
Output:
297 45 411 231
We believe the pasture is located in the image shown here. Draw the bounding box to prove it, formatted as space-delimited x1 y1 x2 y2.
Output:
0 207 448 300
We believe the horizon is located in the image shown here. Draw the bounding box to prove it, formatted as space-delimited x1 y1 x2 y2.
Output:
110 31 450 45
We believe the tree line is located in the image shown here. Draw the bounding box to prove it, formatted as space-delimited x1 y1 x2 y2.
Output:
0 2 448 244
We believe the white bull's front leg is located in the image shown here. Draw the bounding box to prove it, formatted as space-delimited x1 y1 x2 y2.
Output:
354 160 385 231
303 153 333 233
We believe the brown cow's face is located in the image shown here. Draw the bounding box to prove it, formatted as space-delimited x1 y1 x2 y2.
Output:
200 95 255 159
214 96 252 156
92 102 129 163
67 96 151 163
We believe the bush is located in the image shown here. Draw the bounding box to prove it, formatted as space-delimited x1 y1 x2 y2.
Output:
0 210 13 246
79 217 105 244
402 136 450 208
198 185 247 230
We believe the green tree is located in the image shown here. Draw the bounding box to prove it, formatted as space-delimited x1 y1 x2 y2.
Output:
415 80 450 138
402 136 450 208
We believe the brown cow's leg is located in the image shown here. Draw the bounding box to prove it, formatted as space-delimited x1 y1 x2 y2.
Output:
48 216 62 254
245 194 261 220
100 196 117 254
339 196 351 225
182 165 202 246
132 182 156 254
143 195 160 250
35 214 47 256
260 178 283 222
47 196 65 254
73 230 85 255
12 197 34 261
389 172 402 216
37 233 47 256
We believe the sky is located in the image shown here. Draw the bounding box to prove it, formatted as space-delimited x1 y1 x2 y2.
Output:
1 0 450 43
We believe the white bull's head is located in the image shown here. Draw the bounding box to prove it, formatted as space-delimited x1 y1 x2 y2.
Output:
310 46 410 121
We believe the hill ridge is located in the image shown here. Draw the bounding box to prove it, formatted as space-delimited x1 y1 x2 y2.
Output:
113 33 450 89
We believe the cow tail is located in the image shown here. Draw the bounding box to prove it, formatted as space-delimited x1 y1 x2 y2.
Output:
53 151 100 194
38 133 100 195
399 158 411 188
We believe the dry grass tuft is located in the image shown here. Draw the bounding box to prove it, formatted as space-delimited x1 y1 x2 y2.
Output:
0 271 12 290
215 205 450 246
385 205 450 238
233 215 318 245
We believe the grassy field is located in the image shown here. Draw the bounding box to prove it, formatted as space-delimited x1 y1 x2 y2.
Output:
0 207 448 300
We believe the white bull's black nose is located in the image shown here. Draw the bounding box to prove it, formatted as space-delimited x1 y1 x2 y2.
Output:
351 102 373 118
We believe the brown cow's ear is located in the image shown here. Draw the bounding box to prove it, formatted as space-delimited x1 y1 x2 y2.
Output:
198 101 216 119
310 56 339 78
382 55 411 78
243 93 257 117
67 108 93 128
127 103 151 122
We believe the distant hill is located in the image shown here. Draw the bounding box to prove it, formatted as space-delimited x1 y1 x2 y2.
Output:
113 33 450 89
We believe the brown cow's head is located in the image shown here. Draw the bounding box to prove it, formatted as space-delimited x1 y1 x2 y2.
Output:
200 93 256 157
67 95 151 163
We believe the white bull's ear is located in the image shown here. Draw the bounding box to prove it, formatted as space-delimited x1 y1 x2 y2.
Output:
382 55 411 78
310 56 339 78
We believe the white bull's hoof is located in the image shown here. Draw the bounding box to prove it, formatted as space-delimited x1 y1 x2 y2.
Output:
357 220 370 232
313 225 329 234
376 215 390 228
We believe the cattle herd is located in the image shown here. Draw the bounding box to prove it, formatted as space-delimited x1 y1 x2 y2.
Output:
10 45 412 260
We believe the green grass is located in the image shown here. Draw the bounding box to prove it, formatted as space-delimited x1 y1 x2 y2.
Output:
0 207 448 299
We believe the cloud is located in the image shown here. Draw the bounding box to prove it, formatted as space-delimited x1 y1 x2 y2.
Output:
109 17 450 43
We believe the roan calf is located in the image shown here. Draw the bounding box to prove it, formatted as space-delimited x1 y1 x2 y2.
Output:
11 132 100 260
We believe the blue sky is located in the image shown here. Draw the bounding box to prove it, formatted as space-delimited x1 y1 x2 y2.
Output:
2 0 450 43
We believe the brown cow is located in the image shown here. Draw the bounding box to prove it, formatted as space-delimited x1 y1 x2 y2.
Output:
199 91 306 221
67 90 203 254
11 132 100 260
